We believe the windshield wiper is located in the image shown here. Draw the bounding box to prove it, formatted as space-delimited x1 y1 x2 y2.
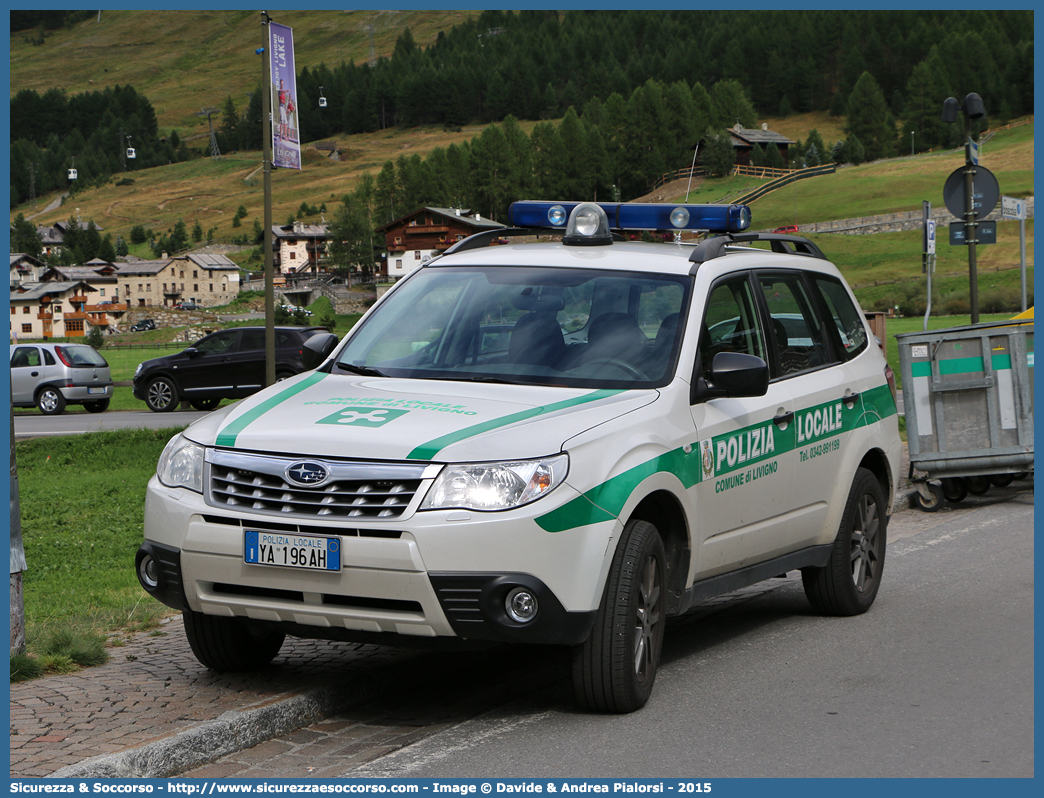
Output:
337 362 388 377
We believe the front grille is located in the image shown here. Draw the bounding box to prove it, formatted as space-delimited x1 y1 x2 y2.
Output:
207 450 436 520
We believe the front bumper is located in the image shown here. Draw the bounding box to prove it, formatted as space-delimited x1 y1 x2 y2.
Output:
140 477 612 647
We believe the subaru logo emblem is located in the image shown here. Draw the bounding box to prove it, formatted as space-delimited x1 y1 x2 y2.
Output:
285 461 329 487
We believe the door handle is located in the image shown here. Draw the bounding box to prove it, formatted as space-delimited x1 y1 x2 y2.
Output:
841 391 860 407
31 371 39 377
772 411 794 427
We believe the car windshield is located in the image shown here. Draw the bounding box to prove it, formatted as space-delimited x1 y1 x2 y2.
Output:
334 265 689 389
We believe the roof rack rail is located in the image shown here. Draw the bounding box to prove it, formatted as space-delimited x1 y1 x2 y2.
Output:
441 227 534 255
689 232 826 270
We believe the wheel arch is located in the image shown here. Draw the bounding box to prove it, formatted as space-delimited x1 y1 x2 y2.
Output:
34 382 67 400
858 447 894 512
627 489 691 616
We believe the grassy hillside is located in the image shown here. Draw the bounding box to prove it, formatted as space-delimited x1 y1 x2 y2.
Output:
10 10 479 140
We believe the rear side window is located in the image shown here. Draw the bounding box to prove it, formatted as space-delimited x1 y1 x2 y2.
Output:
813 276 869 361
240 329 265 350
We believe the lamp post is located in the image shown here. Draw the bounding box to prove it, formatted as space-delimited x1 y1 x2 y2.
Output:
941 93 986 324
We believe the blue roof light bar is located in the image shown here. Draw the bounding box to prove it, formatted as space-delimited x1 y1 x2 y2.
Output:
508 201 752 234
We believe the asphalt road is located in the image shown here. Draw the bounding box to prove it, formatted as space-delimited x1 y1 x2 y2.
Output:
342 491 1033 778
12 408 206 438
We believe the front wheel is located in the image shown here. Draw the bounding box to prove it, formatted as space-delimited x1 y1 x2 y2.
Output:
572 519 666 713
145 376 179 412
182 610 285 671
37 387 66 415
802 467 887 616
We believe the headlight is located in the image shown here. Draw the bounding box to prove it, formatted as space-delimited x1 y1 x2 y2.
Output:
420 454 568 512
135 363 142 377
156 434 204 493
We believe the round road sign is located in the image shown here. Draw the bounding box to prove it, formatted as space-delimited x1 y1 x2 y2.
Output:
943 165 1000 220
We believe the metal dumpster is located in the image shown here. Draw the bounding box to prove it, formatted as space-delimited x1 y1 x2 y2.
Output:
896 320 1033 510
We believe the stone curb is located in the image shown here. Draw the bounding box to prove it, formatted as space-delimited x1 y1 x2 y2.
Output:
49 682 371 779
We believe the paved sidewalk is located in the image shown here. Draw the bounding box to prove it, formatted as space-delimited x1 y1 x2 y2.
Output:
11 617 428 779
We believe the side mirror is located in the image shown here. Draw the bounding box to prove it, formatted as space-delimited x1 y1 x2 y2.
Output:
303 332 339 370
691 351 769 403
183 347 201 358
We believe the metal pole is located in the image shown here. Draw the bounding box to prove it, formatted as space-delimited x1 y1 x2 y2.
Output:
1020 217 1027 312
923 201 933 331
261 12 276 387
685 145 699 201
964 130 979 324
10 400 26 655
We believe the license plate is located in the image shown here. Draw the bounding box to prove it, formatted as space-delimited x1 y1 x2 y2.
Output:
244 530 341 571
88 387 107 395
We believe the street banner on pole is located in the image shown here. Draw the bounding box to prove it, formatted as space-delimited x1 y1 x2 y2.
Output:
270 22 301 170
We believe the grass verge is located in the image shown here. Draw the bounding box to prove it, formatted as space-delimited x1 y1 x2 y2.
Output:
13 426 187 679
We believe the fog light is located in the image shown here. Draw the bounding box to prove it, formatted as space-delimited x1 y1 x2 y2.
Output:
138 554 159 589
505 587 538 623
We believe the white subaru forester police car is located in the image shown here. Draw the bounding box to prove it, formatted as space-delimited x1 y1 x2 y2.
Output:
138 201 901 713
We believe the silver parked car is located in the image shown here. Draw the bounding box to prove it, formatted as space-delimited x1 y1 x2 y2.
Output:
10 343 114 414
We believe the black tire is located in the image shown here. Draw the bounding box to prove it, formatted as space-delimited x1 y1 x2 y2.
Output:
36 387 66 415
83 398 110 413
912 483 946 512
572 519 666 713
941 478 967 504
145 376 179 412
964 475 990 495
275 370 295 382
989 474 1014 488
803 468 887 616
190 398 221 411
182 610 285 671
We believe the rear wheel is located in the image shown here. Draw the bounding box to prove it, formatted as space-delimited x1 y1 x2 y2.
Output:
182 610 285 671
36 387 66 415
83 398 110 413
941 478 967 504
989 474 1014 488
803 467 887 615
145 376 179 412
965 475 991 495
572 519 666 713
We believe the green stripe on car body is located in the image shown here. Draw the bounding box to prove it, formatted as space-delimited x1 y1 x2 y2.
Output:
406 389 625 461
536 381 898 533
216 372 329 447
537 446 703 533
